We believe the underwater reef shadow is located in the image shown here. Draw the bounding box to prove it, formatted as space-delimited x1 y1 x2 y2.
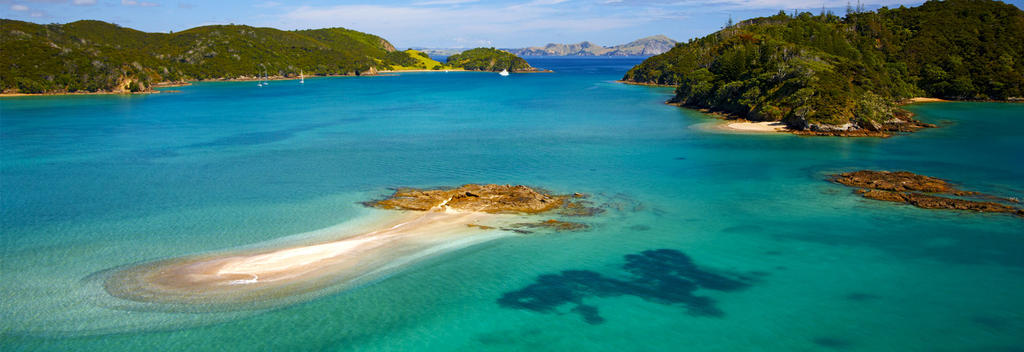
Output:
497 249 753 324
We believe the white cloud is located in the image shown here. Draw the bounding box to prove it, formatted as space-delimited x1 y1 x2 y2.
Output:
11 4 30 11
276 3 637 47
73 0 97 5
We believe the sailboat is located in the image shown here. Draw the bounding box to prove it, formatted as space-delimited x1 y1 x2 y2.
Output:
257 71 263 87
499 69 510 76
300 70 304 84
263 68 269 86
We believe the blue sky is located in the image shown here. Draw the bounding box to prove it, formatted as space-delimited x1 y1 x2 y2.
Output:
2 0 1022 48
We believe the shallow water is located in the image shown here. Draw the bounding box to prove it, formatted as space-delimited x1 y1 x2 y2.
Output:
2 57 1023 351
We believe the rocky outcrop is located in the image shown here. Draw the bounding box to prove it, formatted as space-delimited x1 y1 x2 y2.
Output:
789 113 936 137
366 184 565 214
831 170 959 193
830 170 1022 217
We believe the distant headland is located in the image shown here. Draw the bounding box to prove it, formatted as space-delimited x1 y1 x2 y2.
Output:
414 35 678 58
620 0 1024 137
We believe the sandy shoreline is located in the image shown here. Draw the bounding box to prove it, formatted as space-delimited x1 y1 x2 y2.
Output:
102 208 516 309
903 97 950 104
695 120 790 134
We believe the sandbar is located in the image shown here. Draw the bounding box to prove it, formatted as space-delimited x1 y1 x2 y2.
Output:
103 208 515 309
101 184 571 310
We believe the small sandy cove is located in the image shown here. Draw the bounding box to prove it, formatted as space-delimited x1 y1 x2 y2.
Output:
723 121 790 132
694 120 790 134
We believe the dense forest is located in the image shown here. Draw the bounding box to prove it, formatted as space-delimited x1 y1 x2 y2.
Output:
622 0 1024 132
445 48 535 72
0 19 430 93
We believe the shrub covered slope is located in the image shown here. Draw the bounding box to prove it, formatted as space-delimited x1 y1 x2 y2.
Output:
1 19 426 93
622 0 1024 132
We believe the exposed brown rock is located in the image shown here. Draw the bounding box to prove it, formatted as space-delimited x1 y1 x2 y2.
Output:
856 189 1021 214
831 170 1023 217
366 184 565 214
467 224 496 230
831 170 955 193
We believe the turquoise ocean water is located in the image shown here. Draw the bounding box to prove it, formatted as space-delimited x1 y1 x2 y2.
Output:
2 57 1022 351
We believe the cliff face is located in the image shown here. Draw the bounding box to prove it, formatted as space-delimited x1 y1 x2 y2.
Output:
506 35 677 56
605 35 678 56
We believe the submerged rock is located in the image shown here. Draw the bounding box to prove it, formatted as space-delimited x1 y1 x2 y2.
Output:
856 189 1020 214
505 219 589 232
830 170 1023 217
366 184 564 214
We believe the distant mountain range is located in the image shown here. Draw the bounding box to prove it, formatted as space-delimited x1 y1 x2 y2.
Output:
412 35 678 58
507 35 678 57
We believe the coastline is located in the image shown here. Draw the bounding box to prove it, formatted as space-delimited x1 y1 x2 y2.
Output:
902 97 950 104
672 100 933 138
615 80 675 88
0 68 555 98
694 119 790 135
379 69 467 73
0 90 160 98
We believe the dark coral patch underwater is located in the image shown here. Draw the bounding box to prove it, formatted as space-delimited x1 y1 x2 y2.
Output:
497 249 753 324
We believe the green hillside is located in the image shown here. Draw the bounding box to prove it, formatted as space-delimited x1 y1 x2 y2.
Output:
622 0 1024 133
0 19 418 94
445 48 535 72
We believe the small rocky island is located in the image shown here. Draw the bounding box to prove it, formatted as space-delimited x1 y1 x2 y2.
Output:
366 184 594 232
366 184 593 231
367 184 564 213
444 48 547 73
830 170 1022 216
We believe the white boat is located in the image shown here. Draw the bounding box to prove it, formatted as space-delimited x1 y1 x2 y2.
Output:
300 70 304 84
499 69 510 76
257 71 263 87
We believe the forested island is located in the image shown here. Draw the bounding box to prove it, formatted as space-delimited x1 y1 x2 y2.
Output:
445 48 540 72
0 20 454 94
622 0 1024 136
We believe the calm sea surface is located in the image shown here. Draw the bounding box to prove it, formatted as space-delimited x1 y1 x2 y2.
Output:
2 57 1022 351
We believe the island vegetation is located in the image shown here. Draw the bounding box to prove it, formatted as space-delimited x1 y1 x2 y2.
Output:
444 48 538 72
622 0 1024 135
0 19 442 94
